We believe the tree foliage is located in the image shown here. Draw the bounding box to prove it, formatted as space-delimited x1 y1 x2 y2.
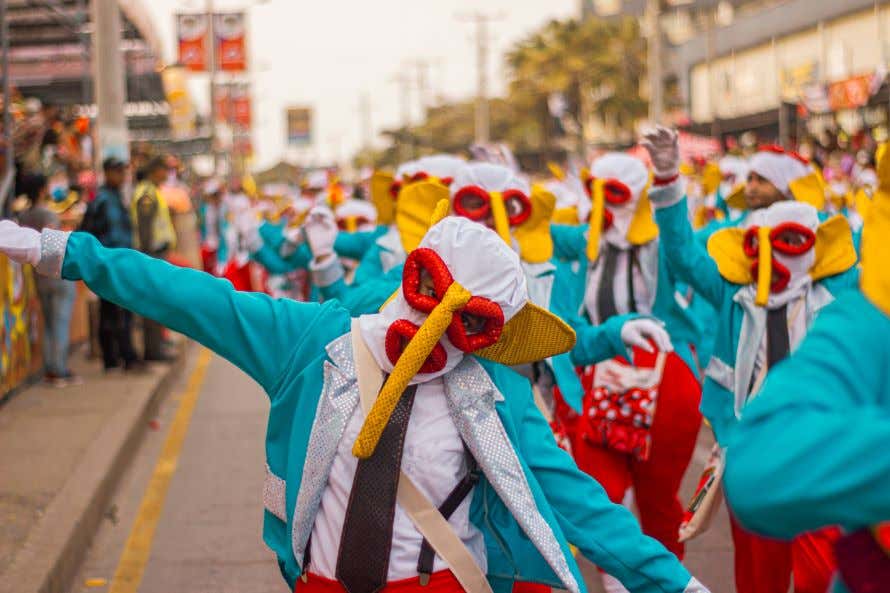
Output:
360 16 650 170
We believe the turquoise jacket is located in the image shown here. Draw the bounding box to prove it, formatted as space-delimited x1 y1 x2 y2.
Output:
50 230 698 593
724 290 890 593
550 224 703 381
651 182 859 446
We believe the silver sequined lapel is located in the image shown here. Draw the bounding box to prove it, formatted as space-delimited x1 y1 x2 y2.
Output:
290 333 360 567
443 358 581 593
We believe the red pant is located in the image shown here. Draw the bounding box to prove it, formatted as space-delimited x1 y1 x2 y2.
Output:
562 349 702 559
296 571 463 593
222 260 255 292
730 514 841 593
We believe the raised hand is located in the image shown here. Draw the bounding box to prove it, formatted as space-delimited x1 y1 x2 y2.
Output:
303 206 338 259
640 126 680 181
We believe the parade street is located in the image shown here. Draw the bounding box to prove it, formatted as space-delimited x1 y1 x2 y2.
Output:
60 345 734 593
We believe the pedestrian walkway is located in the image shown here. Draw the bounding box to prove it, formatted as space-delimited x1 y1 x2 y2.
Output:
0 342 186 593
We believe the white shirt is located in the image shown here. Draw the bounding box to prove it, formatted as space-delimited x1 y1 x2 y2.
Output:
583 244 654 325
751 295 808 395
309 376 488 581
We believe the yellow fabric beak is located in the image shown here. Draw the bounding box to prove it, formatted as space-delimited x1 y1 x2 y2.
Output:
370 170 397 226
789 171 828 211
396 181 451 253
353 282 471 459
488 192 513 246
552 206 580 225
626 188 659 245
586 179 606 262
514 186 555 264
861 142 890 316
343 216 358 233
754 226 772 307
725 184 748 210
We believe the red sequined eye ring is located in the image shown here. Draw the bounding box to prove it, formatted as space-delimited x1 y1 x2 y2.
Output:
583 176 634 205
401 248 505 353
452 185 532 226
743 223 816 257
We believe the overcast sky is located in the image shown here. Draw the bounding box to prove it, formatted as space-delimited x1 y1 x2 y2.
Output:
146 0 578 169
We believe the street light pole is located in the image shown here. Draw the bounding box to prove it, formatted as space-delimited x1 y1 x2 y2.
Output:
91 0 129 161
207 0 219 176
458 12 503 144
646 0 664 124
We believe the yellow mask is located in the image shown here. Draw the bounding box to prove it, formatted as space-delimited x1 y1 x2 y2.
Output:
861 142 890 316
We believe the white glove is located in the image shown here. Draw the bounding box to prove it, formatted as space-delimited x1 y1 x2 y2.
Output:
282 225 304 246
0 220 42 266
620 318 673 354
303 206 338 258
640 126 680 180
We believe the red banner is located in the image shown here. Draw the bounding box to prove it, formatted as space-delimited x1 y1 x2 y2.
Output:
177 14 209 72
215 13 247 72
231 85 251 128
828 74 873 111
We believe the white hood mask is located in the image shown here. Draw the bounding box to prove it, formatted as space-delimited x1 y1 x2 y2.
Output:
359 217 527 384
742 201 819 308
590 154 649 250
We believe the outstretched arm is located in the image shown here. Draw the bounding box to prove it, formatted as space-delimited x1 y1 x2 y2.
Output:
725 290 890 537
519 390 706 593
34 227 345 393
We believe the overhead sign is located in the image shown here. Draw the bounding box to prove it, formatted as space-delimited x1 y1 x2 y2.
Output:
215 12 248 72
286 107 313 146
176 13 209 72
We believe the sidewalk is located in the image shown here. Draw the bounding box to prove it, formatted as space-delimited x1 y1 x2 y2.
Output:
0 342 188 593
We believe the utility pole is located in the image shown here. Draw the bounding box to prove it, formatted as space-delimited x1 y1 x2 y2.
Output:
359 91 372 150
458 12 504 144
207 0 220 176
645 0 664 124
91 0 129 161
390 72 413 161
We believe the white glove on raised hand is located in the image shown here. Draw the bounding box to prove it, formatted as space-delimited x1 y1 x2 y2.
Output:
303 206 338 258
0 220 42 266
640 126 680 181
620 318 673 354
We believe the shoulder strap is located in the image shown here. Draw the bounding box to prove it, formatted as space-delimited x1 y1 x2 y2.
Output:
350 320 494 593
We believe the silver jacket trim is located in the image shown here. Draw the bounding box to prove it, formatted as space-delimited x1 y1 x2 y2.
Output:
704 356 734 392
37 229 71 278
290 333 359 567
264 464 288 522
443 357 581 593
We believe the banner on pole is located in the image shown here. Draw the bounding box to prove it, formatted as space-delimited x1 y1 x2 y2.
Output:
286 107 313 146
176 13 209 72
215 12 248 72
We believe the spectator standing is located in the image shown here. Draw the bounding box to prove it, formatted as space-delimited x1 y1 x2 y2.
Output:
131 156 176 361
17 173 81 387
80 158 142 371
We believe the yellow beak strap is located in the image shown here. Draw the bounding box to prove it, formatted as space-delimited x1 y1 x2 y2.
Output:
352 282 472 459
488 192 513 246
586 179 606 262
755 226 772 307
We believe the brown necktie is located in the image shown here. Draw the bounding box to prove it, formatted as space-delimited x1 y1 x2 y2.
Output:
336 382 418 593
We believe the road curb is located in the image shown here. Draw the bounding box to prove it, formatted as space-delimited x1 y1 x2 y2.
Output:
0 345 189 593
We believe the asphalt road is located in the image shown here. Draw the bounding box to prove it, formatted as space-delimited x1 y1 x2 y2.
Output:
67 349 735 593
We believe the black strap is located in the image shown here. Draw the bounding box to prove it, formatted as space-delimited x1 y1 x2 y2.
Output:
416 447 481 583
626 246 639 314
766 304 791 369
596 245 620 322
